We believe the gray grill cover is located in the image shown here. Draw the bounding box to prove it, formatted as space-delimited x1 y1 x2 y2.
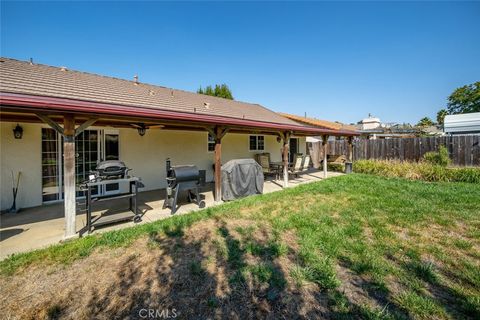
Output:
221 159 264 201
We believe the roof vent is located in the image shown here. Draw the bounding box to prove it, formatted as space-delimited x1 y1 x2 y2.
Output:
133 75 139 85
60 66 68 72
204 102 210 109
171 90 174 97
29 58 34 65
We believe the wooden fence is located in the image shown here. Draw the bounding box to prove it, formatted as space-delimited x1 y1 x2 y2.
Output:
309 135 480 167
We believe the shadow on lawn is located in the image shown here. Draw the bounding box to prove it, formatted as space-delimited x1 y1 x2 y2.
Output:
41 219 478 319
78 220 291 319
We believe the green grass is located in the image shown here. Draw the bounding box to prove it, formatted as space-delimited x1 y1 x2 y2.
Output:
1 174 479 319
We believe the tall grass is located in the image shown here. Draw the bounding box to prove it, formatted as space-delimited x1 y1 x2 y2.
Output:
353 159 480 183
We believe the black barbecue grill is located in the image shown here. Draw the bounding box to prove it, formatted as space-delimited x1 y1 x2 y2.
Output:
90 160 131 181
163 158 205 214
80 160 143 233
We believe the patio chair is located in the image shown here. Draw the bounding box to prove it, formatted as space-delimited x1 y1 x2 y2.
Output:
289 154 303 178
302 154 311 171
255 153 276 178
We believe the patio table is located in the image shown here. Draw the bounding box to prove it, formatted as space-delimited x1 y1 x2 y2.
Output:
269 161 289 179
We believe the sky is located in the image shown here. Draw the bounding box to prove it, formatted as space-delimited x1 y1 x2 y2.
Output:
1 1 479 125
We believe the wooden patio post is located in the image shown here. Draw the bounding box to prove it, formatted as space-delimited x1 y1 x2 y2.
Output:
282 131 291 188
322 135 329 178
63 114 76 239
213 126 229 202
347 136 354 162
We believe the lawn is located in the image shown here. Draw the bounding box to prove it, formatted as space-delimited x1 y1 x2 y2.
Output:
1 174 479 319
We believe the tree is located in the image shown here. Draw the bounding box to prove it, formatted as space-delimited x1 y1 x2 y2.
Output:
197 84 234 100
447 81 480 114
417 117 434 127
436 109 448 125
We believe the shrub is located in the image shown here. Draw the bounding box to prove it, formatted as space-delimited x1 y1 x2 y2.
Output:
327 163 345 172
423 146 451 167
353 159 480 183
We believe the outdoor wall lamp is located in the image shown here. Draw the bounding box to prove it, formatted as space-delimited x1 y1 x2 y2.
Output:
137 125 146 136
13 124 23 139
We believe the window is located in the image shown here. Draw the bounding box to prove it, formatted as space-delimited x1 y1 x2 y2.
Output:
249 135 265 151
207 133 215 152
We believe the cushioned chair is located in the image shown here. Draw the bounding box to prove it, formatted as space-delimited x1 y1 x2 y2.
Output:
302 154 311 171
289 154 304 178
255 153 277 178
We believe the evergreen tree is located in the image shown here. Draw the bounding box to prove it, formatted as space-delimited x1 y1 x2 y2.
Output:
197 83 234 100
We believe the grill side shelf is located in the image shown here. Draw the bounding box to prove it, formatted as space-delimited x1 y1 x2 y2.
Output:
90 192 136 203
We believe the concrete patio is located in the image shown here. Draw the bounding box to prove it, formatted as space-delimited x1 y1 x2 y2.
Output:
0 170 342 259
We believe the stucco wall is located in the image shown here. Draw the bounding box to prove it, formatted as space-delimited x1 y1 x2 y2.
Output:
119 128 305 191
0 123 306 210
0 122 42 211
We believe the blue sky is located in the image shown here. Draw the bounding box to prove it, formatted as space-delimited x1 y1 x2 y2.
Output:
1 1 479 124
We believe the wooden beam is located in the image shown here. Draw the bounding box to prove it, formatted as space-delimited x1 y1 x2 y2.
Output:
214 126 228 202
322 135 329 178
282 131 291 188
347 136 354 162
63 115 76 239
35 113 65 136
74 118 98 137
206 126 229 140
204 126 216 138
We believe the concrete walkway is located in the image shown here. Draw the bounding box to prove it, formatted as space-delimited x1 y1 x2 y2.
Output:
0 170 342 259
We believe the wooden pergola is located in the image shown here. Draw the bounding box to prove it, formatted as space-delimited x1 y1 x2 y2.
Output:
1 92 358 239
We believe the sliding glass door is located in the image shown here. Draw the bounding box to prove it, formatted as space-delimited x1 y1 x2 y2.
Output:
75 130 100 197
41 128 120 203
102 130 120 195
41 128 61 202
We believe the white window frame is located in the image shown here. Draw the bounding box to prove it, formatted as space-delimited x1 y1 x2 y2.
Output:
249 135 265 151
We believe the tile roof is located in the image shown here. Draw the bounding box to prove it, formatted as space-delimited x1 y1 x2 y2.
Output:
278 112 358 132
0 57 301 127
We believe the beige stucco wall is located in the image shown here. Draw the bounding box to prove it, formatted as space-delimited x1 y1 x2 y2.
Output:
0 122 42 211
119 128 306 191
0 122 306 210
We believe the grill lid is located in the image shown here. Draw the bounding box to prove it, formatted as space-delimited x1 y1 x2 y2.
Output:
95 160 128 178
169 165 199 182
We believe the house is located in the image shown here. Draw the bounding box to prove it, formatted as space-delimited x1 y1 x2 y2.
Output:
356 114 420 139
278 112 357 143
0 57 358 239
444 112 480 134
277 113 358 168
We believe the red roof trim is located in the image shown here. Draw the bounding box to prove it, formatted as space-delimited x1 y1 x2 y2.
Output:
0 92 359 136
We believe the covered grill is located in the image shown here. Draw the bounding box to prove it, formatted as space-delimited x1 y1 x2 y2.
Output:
163 159 205 214
221 159 264 201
